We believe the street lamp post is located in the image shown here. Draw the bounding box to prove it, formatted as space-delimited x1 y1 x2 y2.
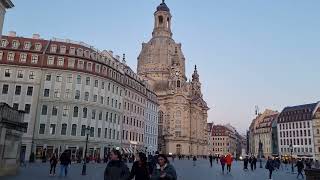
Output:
289 143 294 173
81 126 90 175
259 139 263 168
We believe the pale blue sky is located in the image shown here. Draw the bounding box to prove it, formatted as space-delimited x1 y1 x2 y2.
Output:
4 0 320 133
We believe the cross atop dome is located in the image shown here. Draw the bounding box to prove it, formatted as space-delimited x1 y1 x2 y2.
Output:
157 0 170 12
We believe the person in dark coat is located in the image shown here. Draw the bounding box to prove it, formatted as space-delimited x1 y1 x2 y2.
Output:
193 156 197 166
104 149 130 180
209 154 213 167
129 152 150 180
295 159 304 179
49 154 58 176
252 156 257 170
151 154 177 180
220 155 226 174
59 151 71 177
243 156 249 170
265 157 275 180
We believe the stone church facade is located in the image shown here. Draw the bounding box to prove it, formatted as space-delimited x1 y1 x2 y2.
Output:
137 1 209 156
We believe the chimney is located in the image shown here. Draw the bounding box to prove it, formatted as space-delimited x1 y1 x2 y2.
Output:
32 33 40 39
8 31 16 37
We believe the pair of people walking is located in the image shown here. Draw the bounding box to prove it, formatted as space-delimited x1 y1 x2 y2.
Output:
104 149 177 180
48 150 71 177
220 154 233 174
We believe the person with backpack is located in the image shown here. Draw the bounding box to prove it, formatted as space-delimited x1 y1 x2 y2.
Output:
265 157 275 180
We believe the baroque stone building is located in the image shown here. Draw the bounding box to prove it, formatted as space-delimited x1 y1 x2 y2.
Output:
137 1 209 156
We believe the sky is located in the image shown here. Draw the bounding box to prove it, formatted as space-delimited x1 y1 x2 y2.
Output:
4 0 320 134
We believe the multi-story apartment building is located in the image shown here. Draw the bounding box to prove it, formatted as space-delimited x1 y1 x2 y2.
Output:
144 85 159 155
0 33 158 161
277 102 320 160
121 64 147 154
211 125 237 156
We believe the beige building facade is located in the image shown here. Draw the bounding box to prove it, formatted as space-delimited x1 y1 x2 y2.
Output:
137 2 209 156
313 107 320 160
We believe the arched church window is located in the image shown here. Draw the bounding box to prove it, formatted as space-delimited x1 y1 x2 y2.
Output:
159 16 163 24
177 80 181 88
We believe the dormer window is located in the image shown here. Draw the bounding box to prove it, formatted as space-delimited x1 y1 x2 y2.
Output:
35 43 42 51
84 50 90 58
69 47 75 55
47 56 54 65
68 58 75 68
31 54 39 64
77 60 84 69
12 40 20 49
1 39 8 47
50 44 57 53
57 57 64 66
87 62 92 71
95 64 101 73
77 48 83 56
91 52 96 60
60 46 66 54
7 52 15 61
24 42 31 50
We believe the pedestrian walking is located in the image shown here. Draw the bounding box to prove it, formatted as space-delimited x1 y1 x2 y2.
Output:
59 150 71 177
49 154 58 176
104 149 130 180
193 156 197 166
225 154 233 173
295 159 304 179
220 155 226 174
129 152 150 180
216 156 219 164
151 154 177 180
265 157 275 180
243 156 249 170
253 156 257 170
209 154 213 167
19 150 26 167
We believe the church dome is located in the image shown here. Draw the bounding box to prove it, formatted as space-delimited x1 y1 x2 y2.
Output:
156 2 170 12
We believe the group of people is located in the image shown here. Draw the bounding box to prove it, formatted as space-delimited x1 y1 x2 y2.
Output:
218 154 234 174
104 149 177 180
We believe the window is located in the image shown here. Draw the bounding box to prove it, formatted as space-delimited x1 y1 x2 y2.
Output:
75 90 80 99
54 89 60 98
61 124 67 135
92 109 96 119
27 86 33 96
13 103 19 110
109 129 112 139
69 47 75 55
105 128 108 138
50 45 57 53
39 124 45 134
100 96 104 104
60 46 66 54
57 57 64 66
47 56 54 65
56 75 62 82
85 77 90 85
17 70 23 78
5 69 11 77
98 128 101 138
65 89 71 98
101 82 105 89
52 106 58 116
95 64 100 73
62 105 69 117
93 95 97 102
44 89 50 97
81 125 86 136
7 52 15 61
83 108 87 118
24 42 31 50
20 53 27 62
15 85 21 95
99 111 102 120
29 71 35 79
84 92 89 101
46 74 51 81
87 62 92 71
67 75 72 83
41 105 48 115
12 40 19 48
50 124 56 135
31 54 38 64
90 127 94 137
94 80 98 87
73 106 79 117
2 84 8 94
1 39 7 47
68 58 75 68
71 124 77 136
77 60 84 69
77 75 81 84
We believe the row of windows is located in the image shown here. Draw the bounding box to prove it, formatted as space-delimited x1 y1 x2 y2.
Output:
41 105 121 123
4 102 31 114
1 39 42 51
145 124 157 134
1 84 33 96
0 51 39 63
279 129 311 138
280 138 312 146
39 123 120 140
3 69 35 79
121 130 144 143
145 136 157 146
279 121 310 130
124 101 144 116
281 147 313 154
122 115 144 128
